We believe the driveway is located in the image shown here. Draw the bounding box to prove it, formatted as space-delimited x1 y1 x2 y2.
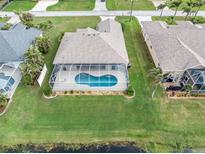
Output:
30 0 58 11
135 16 152 27
94 0 107 11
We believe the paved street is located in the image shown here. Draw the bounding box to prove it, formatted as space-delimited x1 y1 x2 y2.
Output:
1 10 205 17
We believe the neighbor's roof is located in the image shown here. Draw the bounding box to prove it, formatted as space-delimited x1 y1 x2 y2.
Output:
141 21 205 73
53 19 129 65
0 23 42 63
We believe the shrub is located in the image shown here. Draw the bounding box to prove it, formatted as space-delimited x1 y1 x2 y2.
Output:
38 20 53 31
126 85 135 97
22 74 32 86
165 16 176 25
19 13 34 28
42 86 52 96
35 36 51 54
0 23 12 30
190 16 205 24
0 93 8 107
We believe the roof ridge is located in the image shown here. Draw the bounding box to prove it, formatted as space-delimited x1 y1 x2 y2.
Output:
99 34 128 64
177 37 205 68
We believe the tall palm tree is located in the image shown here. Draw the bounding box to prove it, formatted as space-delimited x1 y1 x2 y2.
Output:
157 3 167 19
168 0 183 21
129 0 134 21
182 0 195 20
148 67 164 99
193 0 205 17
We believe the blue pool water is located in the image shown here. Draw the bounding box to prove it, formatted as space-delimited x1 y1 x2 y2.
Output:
75 73 118 87
0 73 15 93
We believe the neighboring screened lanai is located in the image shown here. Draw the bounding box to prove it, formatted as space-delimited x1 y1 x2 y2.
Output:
181 69 205 93
50 19 130 92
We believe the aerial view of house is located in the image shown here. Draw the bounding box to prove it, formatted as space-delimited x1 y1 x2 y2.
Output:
142 21 205 93
0 23 42 98
1 0 205 153
50 19 129 93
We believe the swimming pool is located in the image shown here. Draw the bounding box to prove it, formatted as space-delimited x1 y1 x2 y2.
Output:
75 73 118 87
0 73 15 93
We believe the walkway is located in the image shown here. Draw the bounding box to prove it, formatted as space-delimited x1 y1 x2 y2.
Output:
151 0 170 10
94 0 107 11
30 0 58 12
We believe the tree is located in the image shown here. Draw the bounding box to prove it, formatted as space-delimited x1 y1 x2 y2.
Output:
19 13 34 28
157 3 167 19
148 67 164 99
193 0 205 17
35 36 51 54
182 0 195 20
38 20 53 31
21 46 44 85
167 0 183 22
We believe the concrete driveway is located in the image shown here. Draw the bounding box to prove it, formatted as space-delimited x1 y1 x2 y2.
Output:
30 0 58 11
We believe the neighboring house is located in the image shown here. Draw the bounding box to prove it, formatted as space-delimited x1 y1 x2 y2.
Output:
141 21 205 93
0 23 42 98
50 19 129 92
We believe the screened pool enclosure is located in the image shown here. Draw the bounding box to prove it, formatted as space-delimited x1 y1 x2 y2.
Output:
181 69 205 93
0 62 22 98
49 64 129 92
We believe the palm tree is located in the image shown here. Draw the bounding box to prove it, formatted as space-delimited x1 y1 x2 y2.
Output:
21 46 44 85
168 0 183 22
193 0 205 17
129 0 134 21
149 67 164 99
182 0 195 20
157 3 167 19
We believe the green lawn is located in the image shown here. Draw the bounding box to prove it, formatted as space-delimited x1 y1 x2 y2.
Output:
106 0 156 10
47 0 95 11
0 16 205 152
2 0 37 11
0 17 9 22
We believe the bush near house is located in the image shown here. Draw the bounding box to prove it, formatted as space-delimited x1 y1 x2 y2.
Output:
21 46 44 85
35 36 51 54
0 23 12 30
0 93 8 113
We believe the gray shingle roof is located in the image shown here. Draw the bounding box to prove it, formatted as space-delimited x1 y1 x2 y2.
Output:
53 19 129 65
141 21 205 73
0 23 42 63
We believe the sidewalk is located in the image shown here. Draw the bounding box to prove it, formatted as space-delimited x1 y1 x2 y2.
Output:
30 0 58 12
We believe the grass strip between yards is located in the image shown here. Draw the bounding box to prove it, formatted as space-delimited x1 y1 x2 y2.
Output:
47 0 95 11
0 17 205 152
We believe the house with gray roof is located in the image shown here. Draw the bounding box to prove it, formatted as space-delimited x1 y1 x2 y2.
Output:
50 19 129 92
141 21 205 93
0 23 42 97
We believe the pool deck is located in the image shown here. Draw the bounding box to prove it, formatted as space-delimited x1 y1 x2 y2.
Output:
52 70 128 92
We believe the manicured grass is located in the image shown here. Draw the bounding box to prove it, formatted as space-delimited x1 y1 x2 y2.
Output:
47 0 95 11
0 17 205 152
106 0 156 10
2 0 37 11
